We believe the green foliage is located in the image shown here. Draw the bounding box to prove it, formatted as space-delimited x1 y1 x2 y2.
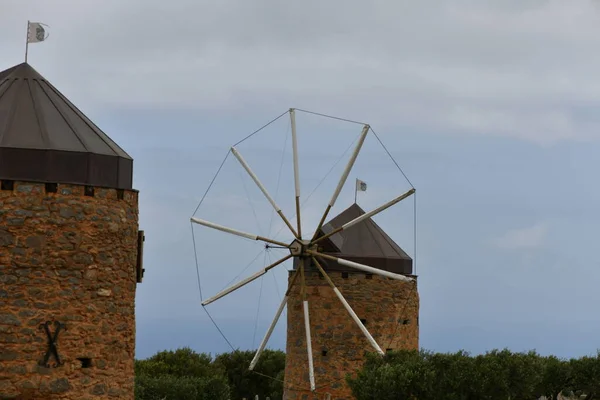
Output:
214 349 286 400
135 347 285 400
137 347 222 378
570 351 600 399
136 346 600 400
348 348 600 400
427 350 479 399
135 374 230 400
538 355 573 398
135 347 230 400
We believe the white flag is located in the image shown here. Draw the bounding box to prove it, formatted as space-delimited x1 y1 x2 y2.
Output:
27 22 48 44
356 179 367 192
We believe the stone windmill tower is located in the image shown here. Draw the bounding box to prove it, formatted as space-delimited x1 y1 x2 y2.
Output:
284 204 419 400
190 109 418 400
0 63 144 399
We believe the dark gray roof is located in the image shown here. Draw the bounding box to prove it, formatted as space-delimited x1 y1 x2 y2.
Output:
321 203 412 261
296 203 413 275
0 63 133 189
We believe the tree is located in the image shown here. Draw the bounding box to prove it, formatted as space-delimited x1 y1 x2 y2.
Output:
426 350 479 400
138 347 223 378
537 355 573 399
570 351 600 400
348 348 600 400
135 374 230 400
214 349 286 400
135 347 230 400
348 350 435 400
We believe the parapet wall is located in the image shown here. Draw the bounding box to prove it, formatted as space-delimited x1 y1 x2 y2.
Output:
0 181 140 399
283 270 419 400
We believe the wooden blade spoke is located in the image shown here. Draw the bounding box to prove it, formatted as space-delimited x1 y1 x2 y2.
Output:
290 108 302 238
201 254 292 306
311 188 415 245
231 146 298 239
303 299 316 391
309 251 413 282
311 124 369 240
191 217 289 248
249 269 301 371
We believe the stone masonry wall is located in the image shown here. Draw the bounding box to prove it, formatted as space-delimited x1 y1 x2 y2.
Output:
0 181 139 400
284 270 419 400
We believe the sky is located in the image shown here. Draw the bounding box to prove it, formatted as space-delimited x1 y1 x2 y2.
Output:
1 0 600 361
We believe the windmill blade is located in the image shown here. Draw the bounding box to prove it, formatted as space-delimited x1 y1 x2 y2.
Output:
231 146 298 239
298 258 316 391
201 254 293 306
249 294 288 371
312 188 415 244
249 269 300 371
310 251 413 282
311 257 384 355
303 299 316 391
190 217 289 248
290 108 302 238
312 124 369 239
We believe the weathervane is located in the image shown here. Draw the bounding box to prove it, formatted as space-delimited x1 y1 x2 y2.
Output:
354 177 367 203
25 20 49 63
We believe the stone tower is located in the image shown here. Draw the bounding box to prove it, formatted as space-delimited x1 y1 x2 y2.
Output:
284 203 419 400
0 63 144 399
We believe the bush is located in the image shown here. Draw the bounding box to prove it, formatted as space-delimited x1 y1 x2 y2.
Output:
214 349 286 400
348 349 600 400
135 347 231 400
136 347 222 378
135 347 285 400
135 374 230 400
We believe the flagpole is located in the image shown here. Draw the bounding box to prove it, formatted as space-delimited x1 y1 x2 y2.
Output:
354 178 358 204
25 20 29 63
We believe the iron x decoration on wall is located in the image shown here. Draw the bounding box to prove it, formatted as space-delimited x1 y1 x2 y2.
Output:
39 321 66 368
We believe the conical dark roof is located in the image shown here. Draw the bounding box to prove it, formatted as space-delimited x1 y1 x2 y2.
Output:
296 203 413 275
321 203 412 261
0 63 133 189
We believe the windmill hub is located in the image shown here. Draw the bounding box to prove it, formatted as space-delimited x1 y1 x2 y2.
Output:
289 239 312 257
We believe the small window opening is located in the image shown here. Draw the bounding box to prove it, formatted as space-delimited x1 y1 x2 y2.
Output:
321 350 328 357
402 319 410 325
365 273 373 280
45 183 57 193
84 186 95 197
78 357 92 368
117 189 124 200
341 272 349 279
1 180 14 191
360 318 367 325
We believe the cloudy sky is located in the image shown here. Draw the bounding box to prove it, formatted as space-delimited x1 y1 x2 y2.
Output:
2 0 600 361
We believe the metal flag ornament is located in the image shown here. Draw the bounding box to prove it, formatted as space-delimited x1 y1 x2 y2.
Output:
25 21 50 62
355 178 367 202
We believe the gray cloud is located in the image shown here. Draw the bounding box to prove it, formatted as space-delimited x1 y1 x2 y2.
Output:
3 0 600 144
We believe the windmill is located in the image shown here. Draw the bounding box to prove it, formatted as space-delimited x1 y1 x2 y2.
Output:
190 108 416 397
